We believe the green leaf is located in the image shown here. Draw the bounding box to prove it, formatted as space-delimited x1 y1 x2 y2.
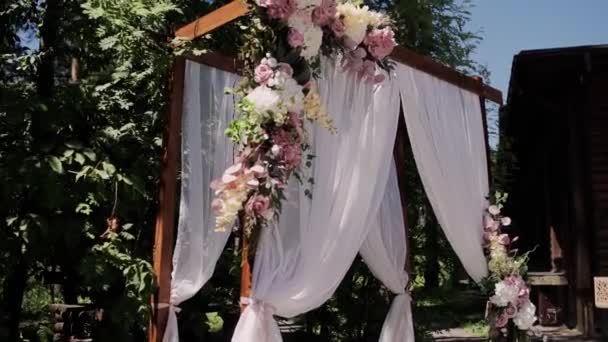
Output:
102 161 117 175
76 203 93 215
47 156 64 174
83 150 97 161
96 169 110 180
74 153 86 165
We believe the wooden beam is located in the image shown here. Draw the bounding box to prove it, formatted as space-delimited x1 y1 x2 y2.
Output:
149 56 186 342
175 0 250 41
174 0 503 104
391 48 503 105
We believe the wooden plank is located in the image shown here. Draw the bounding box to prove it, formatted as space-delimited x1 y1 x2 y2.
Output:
149 56 186 342
174 0 503 105
175 0 250 41
185 52 241 74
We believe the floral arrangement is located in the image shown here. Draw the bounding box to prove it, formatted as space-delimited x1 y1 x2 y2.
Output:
482 192 537 341
210 0 396 240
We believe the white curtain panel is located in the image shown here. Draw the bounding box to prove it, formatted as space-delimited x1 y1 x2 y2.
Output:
360 161 414 342
163 61 240 342
232 59 402 342
395 63 489 282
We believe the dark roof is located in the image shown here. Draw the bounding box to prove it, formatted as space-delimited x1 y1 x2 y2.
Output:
506 44 608 104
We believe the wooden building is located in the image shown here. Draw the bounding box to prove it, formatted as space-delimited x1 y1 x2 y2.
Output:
502 44 608 337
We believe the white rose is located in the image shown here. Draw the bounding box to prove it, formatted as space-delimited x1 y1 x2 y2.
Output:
300 25 323 60
488 205 501 215
514 301 537 330
489 281 519 307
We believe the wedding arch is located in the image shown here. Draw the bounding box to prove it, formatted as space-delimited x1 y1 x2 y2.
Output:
149 2 503 342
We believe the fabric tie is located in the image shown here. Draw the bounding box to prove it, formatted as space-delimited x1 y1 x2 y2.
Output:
232 298 281 342
161 302 182 342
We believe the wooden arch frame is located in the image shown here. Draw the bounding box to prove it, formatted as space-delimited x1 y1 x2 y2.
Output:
149 2 503 341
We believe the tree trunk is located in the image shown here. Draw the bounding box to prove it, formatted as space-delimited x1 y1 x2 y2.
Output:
2 256 29 342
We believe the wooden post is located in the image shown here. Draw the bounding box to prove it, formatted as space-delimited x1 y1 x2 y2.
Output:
393 111 412 277
473 76 493 187
149 56 186 342
239 215 252 312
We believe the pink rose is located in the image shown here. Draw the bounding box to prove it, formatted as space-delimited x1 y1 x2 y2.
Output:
498 234 511 245
260 0 296 19
252 195 271 216
495 313 509 328
282 144 302 169
211 198 224 213
288 29 304 48
364 27 396 60
277 63 294 77
254 63 274 85
330 19 346 37
483 231 495 242
505 304 517 318
312 0 336 26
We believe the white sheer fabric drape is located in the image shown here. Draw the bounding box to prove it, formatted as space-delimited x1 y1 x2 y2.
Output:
164 61 240 342
396 63 489 282
360 161 414 342
232 59 402 342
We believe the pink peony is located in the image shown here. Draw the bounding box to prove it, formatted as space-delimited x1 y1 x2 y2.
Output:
252 196 271 216
495 313 509 328
312 0 336 26
330 19 346 37
364 27 396 60
260 0 297 19
288 29 305 48
254 63 274 85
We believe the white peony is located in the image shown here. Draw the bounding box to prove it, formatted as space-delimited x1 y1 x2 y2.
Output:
336 3 373 46
490 281 519 307
245 85 282 116
288 10 323 60
296 0 321 9
513 300 537 330
278 77 304 113
300 25 323 60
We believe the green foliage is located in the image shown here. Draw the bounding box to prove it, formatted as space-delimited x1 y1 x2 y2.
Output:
1 0 490 340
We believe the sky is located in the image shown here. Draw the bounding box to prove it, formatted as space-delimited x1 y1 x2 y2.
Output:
467 0 608 95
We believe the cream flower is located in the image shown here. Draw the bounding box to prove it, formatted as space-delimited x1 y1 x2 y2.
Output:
336 3 372 46
303 83 336 133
